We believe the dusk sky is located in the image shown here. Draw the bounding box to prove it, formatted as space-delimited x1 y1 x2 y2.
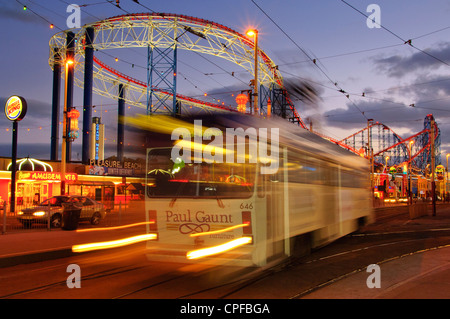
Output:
1 0 450 160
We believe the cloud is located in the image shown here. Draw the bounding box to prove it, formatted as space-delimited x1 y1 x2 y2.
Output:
0 143 50 159
323 97 438 133
400 75 450 101
373 42 450 78
0 97 53 129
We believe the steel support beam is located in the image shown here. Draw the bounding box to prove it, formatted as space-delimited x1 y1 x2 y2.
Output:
147 45 178 115
50 49 61 161
82 27 95 164
65 31 75 163
118 84 125 161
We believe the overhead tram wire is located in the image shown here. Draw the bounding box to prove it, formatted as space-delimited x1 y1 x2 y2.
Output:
277 23 450 68
57 0 108 21
15 0 64 31
274 21 450 109
277 43 404 67
412 25 450 41
21 0 67 21
340 0 450 68
251 0 368 121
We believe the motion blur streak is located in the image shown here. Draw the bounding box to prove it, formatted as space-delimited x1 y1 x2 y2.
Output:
189 223 249 237
186 236 252 260
124 114 208 135
75 221 155 232
72 234 157 253
174 140 233 157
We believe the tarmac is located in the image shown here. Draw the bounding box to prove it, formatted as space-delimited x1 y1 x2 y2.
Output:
1 203 450 298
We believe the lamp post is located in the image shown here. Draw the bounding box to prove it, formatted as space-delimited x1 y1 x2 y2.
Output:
384 155 390 199
430 117 436 216
246 29 258 115
61 59 73 195
367 119 374 205
409 140 415 205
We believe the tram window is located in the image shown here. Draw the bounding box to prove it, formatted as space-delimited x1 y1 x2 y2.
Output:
321 165 339 187
287 153 316 184
146 148 256 198
341 170 367 188
287 151 340 187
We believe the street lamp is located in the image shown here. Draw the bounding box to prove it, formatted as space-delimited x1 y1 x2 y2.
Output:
61 59 74 195
246 29 258 116
409 140 415 205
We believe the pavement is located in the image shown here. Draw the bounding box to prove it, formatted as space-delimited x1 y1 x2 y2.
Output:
1 203 450 298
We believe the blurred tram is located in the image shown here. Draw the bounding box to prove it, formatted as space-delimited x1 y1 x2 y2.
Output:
140 114 373 267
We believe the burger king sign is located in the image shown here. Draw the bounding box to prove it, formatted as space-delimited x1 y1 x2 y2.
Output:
5 95 27 121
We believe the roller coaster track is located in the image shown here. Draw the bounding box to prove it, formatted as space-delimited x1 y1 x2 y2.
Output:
48 12 303 123
339 115 441 171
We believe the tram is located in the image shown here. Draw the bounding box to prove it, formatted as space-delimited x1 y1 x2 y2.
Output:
140 114 373 267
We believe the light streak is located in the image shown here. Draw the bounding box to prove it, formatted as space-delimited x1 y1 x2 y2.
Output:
186 236 252 260
72 233 157 253
76 221 154 232
189 223 248 237
174 140 232 156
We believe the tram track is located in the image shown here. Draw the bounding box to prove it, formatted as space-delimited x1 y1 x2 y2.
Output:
88 228 450 299
287 227 450 299
0 265 146 299
289 243 450 299
2 225 450 299
194 228 450 299
114 229 450 299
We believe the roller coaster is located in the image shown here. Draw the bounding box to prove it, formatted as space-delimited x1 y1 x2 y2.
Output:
48 13 441 172
339 115 441 173
49 13 302 120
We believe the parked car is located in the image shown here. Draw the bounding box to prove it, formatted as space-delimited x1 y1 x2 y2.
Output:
17 195 106 228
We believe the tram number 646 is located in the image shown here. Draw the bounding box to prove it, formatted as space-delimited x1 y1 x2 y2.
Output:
240 203 253 209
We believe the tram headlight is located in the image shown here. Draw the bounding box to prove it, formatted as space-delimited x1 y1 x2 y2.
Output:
33 211 46 217
17 211 24 216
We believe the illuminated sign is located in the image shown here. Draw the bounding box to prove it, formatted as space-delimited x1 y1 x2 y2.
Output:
89 159 142 170
17 171 78 182
95 122 100 160
5 95 27 121
90 117 104 162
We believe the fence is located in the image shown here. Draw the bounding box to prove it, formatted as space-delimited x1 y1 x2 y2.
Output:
1 198 145 234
